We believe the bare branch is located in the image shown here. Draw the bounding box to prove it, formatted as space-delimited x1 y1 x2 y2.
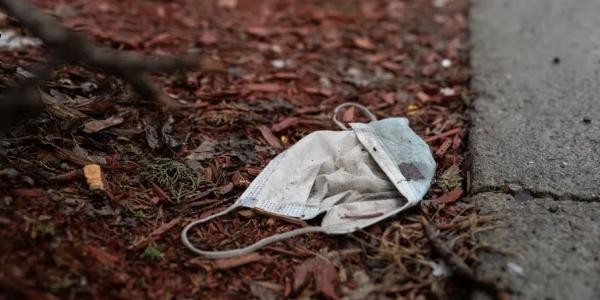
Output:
0 0 197 104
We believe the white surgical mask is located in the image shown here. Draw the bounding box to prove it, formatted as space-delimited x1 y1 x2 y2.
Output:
181 103 436 258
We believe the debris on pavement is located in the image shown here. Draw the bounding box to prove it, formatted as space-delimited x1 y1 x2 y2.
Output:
421 217 509 300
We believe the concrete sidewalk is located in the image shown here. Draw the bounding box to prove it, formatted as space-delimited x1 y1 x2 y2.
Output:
469 0 600 299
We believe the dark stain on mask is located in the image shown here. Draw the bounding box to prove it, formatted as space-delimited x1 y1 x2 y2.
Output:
398 163 424 180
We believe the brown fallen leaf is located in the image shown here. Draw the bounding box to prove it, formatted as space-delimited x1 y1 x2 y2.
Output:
435 187 464 204
257 125 283 149
82 115 124 133
214 252 264 270
294 258 339 300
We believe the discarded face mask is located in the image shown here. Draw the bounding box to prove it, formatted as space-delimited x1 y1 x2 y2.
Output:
181 103 436 258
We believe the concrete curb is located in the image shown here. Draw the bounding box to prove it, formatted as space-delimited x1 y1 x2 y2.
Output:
469 0 600 298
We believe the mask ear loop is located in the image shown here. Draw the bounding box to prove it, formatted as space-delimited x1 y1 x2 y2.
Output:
181 204 325 259
332 102 377 130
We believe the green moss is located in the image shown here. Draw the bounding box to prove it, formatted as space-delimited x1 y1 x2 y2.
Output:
141 243 164 261
140 158 209 202
37 223 56 237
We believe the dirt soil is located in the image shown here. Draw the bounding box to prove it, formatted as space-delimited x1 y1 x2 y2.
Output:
0 0 482 299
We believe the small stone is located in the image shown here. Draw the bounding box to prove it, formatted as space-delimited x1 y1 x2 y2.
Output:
441 58 452 68
506 183 523 192
440 87 455 96
271 59 287 69
507 262 524 276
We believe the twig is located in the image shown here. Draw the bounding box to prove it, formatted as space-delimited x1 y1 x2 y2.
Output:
420 216 510 300
0 0 197 107
129 217 182 251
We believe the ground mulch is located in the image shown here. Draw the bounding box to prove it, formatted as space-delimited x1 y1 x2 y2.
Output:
0 0 486 299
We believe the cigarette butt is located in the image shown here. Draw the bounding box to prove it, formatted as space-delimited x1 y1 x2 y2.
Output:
83 164 104 191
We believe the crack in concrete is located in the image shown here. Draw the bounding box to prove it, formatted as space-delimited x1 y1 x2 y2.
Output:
470 183 600 203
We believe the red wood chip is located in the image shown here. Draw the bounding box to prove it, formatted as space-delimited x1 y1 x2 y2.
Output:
258 125 283 149
246 26 270 37
247 83 283 93
214 253 264 270
435 187 464 204
353 37 375 50
294 258 339 300
83 244 119 266
272 117 299 132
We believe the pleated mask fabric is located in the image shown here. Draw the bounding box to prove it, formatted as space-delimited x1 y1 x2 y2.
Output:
181 103 435 258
